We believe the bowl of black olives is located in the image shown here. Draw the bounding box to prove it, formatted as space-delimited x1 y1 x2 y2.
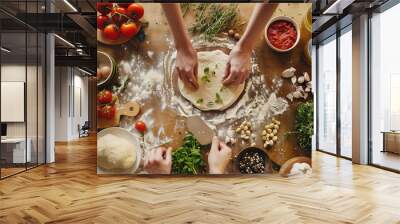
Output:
236 147 268 174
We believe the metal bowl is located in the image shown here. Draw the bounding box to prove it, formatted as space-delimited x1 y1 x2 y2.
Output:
97 127 142 174
97 51 117 88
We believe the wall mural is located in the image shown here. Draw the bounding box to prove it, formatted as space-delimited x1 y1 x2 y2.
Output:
96 2 313 176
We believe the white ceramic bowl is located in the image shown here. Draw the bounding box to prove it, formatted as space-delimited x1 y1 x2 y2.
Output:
264 16 300 53
97 127 142 174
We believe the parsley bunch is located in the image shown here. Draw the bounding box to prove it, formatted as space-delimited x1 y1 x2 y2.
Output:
295 102 314 155
172 133 204 174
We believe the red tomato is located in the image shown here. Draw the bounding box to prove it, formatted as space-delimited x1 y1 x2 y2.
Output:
127 3 144 20
120 21 139 38
135 121 147 133
118 3 130 8
100 105 116 119
103 24 120 40
97 3 113 15
97 90 113 104
111 7 128 25
97 15 110 30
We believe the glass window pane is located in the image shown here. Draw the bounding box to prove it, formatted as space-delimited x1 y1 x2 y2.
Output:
1 32 27 177
371 4 400 171
340 28 352 158
318 36 337 154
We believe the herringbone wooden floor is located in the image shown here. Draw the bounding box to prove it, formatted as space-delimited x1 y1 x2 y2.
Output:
1 136 400 224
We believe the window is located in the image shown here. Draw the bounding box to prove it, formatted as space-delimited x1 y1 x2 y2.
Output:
317 35 337 154
370 3 400 171
339 27 352 158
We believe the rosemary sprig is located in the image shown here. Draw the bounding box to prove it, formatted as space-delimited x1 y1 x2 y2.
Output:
189 3 239 41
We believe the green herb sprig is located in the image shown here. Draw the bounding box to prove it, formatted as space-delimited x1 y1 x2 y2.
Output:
172 133 204 174
189 4 240 41
295 102 313 155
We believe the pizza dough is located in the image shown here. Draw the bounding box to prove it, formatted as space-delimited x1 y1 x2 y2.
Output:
97 133 136 170
178 50 245 111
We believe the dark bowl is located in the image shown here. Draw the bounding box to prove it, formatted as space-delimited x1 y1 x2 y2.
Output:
236 147 269 174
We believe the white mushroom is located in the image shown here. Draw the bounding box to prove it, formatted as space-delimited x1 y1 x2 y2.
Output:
305 87 311 92
281 67 296 78
306 81 312 88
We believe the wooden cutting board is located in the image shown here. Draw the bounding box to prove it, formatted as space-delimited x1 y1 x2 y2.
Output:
98 100 141 129
186 116 215 146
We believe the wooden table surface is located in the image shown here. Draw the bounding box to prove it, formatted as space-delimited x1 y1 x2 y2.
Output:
98 3 312 174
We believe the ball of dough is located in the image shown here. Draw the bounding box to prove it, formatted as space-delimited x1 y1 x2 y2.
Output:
97 133 136 170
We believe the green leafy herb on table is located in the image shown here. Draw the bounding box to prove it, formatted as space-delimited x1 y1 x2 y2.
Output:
207 101 214 107
215 93 223 104
172 133 204 174
295 102 313 155
196 98 204 104
189 4 240 41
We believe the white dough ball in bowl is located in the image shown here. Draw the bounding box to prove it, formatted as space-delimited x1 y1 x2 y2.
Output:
97 127 141 173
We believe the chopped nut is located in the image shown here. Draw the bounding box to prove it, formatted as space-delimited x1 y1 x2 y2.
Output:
273 129 278 135
243 126 248 131
236 128 241 133
272 136 278 142
246 130 251 135
251 143 256 147
267 129 272 134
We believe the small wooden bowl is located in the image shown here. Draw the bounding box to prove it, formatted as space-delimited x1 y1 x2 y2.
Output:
264 16 300 53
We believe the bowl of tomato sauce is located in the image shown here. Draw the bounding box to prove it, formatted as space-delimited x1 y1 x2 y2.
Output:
265 16 300 53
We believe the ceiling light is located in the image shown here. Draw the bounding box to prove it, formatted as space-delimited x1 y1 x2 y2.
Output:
78 67 93 76
63 0 78 12
54 34 75 48
1 47 11 53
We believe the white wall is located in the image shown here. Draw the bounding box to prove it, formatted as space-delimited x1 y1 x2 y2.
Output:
54 67 89 141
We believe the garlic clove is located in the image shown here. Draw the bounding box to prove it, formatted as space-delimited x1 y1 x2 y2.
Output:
293 91 303 98
286 93 294 102
297 76 305 84
281 67 296 78
304 72 310 82
291 76 297 84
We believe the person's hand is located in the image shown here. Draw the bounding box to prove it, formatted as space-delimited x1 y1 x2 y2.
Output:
144 147 172 174
175 46 199 90
223 44 252 86
208 136 232 174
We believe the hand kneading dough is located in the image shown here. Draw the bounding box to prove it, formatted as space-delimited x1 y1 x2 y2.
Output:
98 133 136 170
178 50 245 111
